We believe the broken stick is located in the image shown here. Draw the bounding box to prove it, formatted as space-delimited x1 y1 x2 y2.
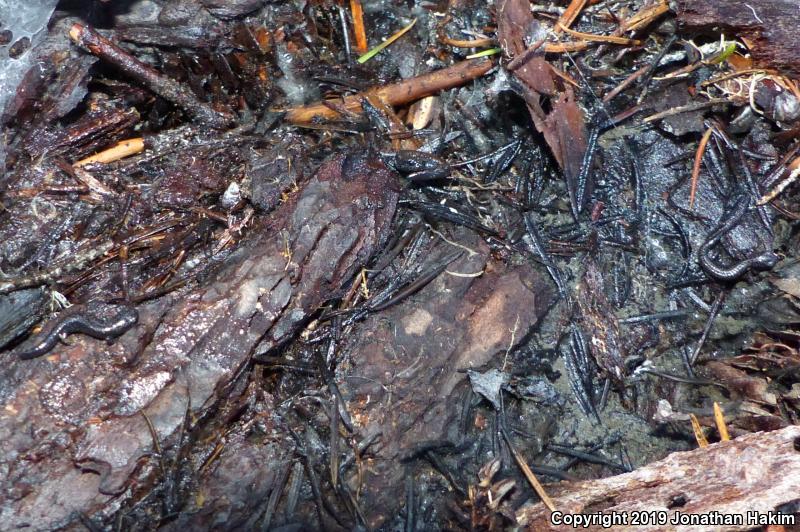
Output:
69 24 234 129
75 138 145 166
284 57 494 124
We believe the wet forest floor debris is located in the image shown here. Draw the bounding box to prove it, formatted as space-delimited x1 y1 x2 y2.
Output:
1 0 800 530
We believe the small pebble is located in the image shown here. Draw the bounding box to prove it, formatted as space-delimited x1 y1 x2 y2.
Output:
8 36 30 59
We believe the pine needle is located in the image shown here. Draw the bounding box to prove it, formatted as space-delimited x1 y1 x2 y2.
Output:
557 24 641 46
690 413 709 448
501 429 557 512
349 0 368 53
466 47 502 59
357 18 417 64
689 126 714 210
713 402 730 441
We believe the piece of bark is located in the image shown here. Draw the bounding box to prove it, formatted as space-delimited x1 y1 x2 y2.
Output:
0 153 398 529
676 0 800 77
575 260 627 385
497 0 555 97
336 229 555 529
516 425 800 531
201 0 264 20
0 288 45 351
112 25 225 49
23 103 140 161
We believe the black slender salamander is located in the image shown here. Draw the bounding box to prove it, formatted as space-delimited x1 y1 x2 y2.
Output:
699 194 778 281
14 302 139 360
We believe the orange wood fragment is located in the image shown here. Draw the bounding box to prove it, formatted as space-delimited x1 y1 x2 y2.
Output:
350 0 368 53
75 138 145 166
555 0 588 34
689 126 714 210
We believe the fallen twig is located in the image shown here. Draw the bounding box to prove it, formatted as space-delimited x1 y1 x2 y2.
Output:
439 35 495 49
284 58 494 124
75 138 145 166
603 65 649 102
69 24 234 129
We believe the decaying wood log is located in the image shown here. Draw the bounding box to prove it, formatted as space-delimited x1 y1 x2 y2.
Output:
0 153 398 529
516 425 800 531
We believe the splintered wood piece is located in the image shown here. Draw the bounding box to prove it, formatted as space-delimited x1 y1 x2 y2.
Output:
516 426 800 531
555 0 588 33
622 0 670 33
